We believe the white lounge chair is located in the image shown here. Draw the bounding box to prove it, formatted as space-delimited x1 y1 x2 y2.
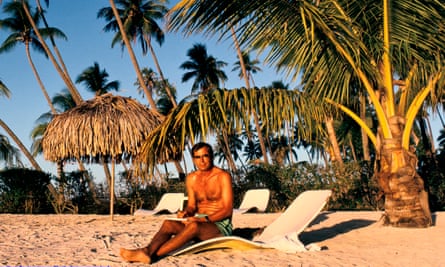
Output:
172 190 332 255
134 193 185 216
234 188 270 214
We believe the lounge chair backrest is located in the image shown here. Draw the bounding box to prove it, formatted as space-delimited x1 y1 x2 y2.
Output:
255 190 332 243
238 189 270 212
155 193 185 213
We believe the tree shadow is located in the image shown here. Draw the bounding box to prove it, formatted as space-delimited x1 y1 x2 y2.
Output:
300 213 377 244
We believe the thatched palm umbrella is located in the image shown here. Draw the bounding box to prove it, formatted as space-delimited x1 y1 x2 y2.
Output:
42 93 162 219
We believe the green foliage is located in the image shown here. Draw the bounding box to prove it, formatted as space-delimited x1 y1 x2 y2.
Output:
61 170 103 214
0 168 53 213
239 161 383 212
418 153 445 212
117 172 186 214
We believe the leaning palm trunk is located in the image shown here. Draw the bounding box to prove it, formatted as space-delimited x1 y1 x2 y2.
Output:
325 117 343 166
25 43 57 115
108 0 161 116
22 2 83 104
144 36 177 108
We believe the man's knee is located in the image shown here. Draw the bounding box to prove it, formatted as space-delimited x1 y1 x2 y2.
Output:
184 221 200 233
160 220 180 233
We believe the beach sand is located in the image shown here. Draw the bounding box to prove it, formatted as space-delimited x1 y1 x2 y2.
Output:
0 211 443 267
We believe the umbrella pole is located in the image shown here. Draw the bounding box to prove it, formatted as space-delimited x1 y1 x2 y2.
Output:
110 161 115 221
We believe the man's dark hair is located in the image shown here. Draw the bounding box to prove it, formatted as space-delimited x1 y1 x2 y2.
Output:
191 142 214 160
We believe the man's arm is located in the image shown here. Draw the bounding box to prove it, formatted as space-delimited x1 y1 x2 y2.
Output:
178 173 197 218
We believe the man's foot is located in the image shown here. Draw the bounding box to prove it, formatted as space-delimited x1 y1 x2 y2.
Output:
120 248 151 264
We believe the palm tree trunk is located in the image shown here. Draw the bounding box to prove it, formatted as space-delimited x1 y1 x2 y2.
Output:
230 26 269 164
22 2 83 105
25 43 57 115
348 138 357 162
325 116 343 166
221 130 238 173
375 115 432 227
144 37 177 108
108 0 161 117
360 93 371 161
378 137 432 227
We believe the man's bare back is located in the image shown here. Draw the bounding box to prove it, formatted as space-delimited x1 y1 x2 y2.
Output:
120 142 233 264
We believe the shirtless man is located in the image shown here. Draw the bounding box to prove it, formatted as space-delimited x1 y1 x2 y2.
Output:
120 142 234 264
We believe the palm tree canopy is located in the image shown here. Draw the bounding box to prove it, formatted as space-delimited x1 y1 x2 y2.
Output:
137 88 327 174
97 0 167 54
31 89 77 156
180 43 228 94
0 1 67 57
0 134 22 167
232 52 261 79
76 62 120 96
42 93 162 163
168 0 445 104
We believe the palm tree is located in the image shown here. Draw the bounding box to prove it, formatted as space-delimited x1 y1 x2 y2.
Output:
165 0 445 227
0 134 22 168
268 80 289 90
137 88 326 181
0 1 66 114
232 51 262 87
180 43 227 94
135 67 177 115
214 132 243 173
98 0 176 109
76 62 120 96
75 64 122 197
31 88 101 205
30 0 83 104
0 118 42 172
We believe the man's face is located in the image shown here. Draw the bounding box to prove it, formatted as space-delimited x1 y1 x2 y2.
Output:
192 147 213 171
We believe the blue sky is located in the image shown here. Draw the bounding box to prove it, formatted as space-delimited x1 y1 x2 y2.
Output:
0 0 298 181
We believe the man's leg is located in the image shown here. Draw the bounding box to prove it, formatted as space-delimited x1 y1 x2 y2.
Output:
120 220 185 263
155 221 222 256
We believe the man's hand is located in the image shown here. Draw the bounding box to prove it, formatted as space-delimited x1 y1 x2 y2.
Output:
177 210 188 218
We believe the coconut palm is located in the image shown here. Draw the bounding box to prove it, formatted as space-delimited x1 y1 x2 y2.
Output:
0 134 22 168
0 1 67 114
0 118 42 172
30 0 82 104
180 43 228 94
137 87 326 179
232 51 262 87
98 0 176 108
166 0 445 227
135 67 177 115
31 88 101 205
214 131 244 173
75 64 123 200
76 62 120 96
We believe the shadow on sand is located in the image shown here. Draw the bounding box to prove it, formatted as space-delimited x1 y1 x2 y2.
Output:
300 212 377 244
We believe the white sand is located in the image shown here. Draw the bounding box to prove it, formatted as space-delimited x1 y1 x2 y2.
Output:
0 211 443 266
